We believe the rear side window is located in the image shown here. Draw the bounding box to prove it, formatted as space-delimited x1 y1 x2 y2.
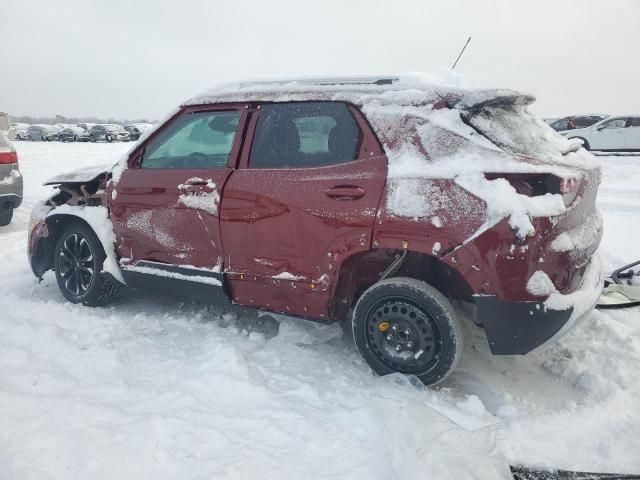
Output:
142 111 241 169
601 118 627 129
249 102 359 168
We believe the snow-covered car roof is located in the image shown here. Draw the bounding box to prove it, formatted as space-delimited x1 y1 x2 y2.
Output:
184 74 534 110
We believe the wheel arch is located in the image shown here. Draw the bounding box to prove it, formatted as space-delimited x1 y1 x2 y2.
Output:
569 136 590 149
31 214 97 277
329 247 474 322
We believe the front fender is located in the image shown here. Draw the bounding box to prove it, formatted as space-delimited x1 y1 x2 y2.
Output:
47 205 124 284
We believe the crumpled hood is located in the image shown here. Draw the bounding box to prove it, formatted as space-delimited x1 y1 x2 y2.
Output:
43 164 112 185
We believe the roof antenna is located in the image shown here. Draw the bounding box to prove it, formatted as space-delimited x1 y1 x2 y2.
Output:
451 36 471 70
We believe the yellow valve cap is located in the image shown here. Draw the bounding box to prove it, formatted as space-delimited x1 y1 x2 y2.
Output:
378 321 390 332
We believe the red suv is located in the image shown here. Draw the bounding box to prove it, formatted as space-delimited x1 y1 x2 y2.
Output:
28 76 603 385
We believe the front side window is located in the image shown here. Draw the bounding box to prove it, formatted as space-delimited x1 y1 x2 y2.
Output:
600 118 627 129
576 116 600 128
629 117 640 127
142 111 241 169
249 102 359 168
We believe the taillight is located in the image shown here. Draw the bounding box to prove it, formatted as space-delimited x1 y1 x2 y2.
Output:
559 176 581 206
484 173 581 207
0 151 18 164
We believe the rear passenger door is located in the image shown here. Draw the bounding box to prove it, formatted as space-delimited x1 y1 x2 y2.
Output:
625 117 640 149
591 117 628 150
220 101 387 319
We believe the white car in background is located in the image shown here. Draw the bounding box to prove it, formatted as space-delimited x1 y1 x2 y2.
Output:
562 115 640 151
9 123 30 140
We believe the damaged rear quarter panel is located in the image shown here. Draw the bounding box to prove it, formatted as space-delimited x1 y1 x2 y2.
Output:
373 178 487 259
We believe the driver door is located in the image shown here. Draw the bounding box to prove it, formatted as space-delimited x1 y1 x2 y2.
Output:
590 117 628 150
110 106 247 271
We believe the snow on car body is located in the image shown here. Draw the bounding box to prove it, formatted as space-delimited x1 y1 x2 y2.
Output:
27 74 603 385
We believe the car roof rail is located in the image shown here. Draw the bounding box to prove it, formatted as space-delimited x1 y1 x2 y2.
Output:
237 76 399 88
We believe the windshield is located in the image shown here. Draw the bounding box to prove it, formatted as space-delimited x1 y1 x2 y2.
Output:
105 125 124 132
461 104 574 159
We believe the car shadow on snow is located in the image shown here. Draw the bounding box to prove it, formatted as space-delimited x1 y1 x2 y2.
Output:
21 271 615 415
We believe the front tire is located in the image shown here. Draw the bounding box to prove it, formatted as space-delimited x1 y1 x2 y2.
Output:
0 203 13 226
53 223 118 306
352 277 463 386
573 137 590 150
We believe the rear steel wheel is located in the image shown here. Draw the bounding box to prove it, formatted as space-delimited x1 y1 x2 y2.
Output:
366 299 443 374
352 277 463 386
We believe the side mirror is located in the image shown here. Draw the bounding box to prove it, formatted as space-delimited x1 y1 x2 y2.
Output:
596 125 606 131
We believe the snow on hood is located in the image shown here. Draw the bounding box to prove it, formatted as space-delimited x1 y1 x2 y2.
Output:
44 164 113 185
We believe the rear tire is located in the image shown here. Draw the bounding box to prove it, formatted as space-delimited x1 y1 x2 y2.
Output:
0 203 13 226
352 277 463 386
53 223 119 306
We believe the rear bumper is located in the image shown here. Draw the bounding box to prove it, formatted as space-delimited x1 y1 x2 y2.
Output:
475 254 602 355
0 169 23 208
0 193 23 208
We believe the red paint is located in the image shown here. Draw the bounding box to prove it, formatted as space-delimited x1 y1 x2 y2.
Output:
29 94 601 324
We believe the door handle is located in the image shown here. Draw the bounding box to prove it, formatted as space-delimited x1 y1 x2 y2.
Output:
180 184 214 194
119 186 166 194
179 178 215 194
324 185 366 200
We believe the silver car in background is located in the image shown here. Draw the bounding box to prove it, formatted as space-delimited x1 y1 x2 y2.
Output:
27 124 60 141
88 124 130 142
0 131 23 226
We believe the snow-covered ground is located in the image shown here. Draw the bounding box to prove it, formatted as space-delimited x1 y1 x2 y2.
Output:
1 142 639 479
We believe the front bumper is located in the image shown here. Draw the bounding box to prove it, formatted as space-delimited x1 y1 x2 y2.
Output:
474 254 602 355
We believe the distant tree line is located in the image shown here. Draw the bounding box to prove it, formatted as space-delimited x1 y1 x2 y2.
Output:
11 114 155 125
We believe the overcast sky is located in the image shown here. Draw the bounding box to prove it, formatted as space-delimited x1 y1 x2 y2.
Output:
1 0 638 120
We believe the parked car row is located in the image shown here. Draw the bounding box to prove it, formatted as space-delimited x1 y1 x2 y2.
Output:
8 122 152 143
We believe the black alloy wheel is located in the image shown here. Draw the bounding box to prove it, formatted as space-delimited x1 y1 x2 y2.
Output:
53 223 119 306
57 232 96 298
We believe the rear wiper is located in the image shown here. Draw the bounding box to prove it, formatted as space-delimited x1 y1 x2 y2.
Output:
434 89 509 154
